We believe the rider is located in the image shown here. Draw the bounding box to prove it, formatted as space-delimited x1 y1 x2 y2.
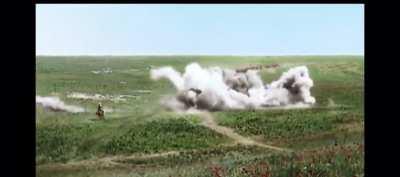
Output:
96 103 105 120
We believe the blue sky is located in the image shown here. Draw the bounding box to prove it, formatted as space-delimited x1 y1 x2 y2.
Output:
36 4 364 56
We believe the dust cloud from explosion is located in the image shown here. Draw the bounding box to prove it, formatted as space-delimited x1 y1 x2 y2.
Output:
150 63 316 111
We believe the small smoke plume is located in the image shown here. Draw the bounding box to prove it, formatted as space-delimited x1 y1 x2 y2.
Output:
150 63 316 111
91 67 113 74
67 92 128 103
36 96 85 113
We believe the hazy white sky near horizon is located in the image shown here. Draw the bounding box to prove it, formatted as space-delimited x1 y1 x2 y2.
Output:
36 4 364 56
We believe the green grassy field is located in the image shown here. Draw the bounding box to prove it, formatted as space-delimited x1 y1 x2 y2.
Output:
36 55 364 177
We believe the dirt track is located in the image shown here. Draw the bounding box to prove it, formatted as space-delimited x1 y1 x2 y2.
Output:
39 112 290 169
39 151 181 170
197 111 291 152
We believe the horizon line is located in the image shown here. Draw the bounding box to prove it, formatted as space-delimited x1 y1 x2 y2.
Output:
36 53 364 57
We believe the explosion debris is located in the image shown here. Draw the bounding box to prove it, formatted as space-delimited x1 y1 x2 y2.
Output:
150 63 315 111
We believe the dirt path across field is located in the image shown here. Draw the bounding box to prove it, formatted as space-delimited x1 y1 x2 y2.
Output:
39 111 290 170
39 151 181 170
196 111 291 152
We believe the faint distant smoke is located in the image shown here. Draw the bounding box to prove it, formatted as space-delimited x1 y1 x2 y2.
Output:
67 92 127 103
91 67 113 74
150 63 316 111
36 96 85 113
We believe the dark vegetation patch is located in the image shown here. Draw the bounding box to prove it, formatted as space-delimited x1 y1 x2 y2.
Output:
215 108 363 145
105 118 228 154
201 143 363 177
37 118 228 164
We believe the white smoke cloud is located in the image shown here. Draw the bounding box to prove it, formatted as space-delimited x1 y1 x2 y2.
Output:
150 66 184 90
36 96 85 113
91 67 113 74
150 63 316 111
67 92 128 103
